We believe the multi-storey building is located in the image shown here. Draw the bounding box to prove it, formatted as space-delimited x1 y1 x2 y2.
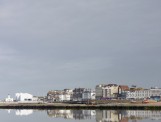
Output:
95 84 119 99
47 89 73 102
125 87 161 100
73 88 85 101
118 85 129 99
102 84 118 98
82 89 95 101
95 84 105 100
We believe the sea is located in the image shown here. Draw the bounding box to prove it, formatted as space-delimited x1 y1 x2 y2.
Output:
0 109 161 122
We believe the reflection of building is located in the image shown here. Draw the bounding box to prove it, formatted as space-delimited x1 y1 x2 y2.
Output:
96 110 120 122
47 110 73 119
73 110 96 119
47 110 95 120
126 110 161 120
15 110 33 116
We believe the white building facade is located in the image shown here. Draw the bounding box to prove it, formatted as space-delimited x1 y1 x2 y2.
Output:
126 88 161 99
95 84 118 99
82 89 95 101
5 94 14 102
15 93 33 102
47 89 73 102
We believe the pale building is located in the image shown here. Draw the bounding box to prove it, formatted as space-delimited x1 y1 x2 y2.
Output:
118 85 129 99
150 87 161 96
5 94 14 102
15 93 33 102
126 89 151 99
47 89 73 102
95 84 105 100
102 84 118 98
82 89 95 101
125 87 161 100
96 84 118 99
73 88 85 101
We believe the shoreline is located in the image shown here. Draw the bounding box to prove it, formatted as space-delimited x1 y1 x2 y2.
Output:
0 102 161 110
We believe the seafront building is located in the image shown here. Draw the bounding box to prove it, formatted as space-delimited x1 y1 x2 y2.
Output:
95 84 119 99
4 84 160 103
95 84 105 100
102 84 118 99
73 88 85 101
15 93 33 102
82 89 96 101
5 94 14 102
73 88 96 101
125 87 161 100
118 85 129 99
47 89 73 102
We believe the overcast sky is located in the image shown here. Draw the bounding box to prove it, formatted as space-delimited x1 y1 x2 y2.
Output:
0 0 161 98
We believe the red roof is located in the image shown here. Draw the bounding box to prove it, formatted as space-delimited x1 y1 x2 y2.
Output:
119 85 129 90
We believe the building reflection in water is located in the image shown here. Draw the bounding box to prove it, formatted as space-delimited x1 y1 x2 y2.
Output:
47 109 161 121
15 110 33 116
47 110 96 119
7 109 161 121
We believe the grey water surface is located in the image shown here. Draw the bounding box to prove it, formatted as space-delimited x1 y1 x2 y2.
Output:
0 109 161 122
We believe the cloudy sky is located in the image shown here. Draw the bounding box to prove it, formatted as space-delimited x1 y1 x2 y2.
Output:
0 0 161 98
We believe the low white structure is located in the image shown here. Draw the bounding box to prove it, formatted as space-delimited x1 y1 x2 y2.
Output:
15 93 33 102
5 94 14 102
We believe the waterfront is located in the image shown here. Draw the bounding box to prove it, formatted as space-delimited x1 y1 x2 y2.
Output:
1 109 161 122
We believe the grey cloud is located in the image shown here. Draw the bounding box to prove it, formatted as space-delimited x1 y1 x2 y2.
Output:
0 0 161 98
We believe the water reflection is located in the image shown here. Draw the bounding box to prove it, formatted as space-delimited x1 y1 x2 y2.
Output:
15 110 33 116
47 110 96 119
47 110 161 121
6 109 161 121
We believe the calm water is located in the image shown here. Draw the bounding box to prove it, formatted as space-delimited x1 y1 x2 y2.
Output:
0 109 161 122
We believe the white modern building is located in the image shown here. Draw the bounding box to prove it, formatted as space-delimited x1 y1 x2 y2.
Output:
15 93 33 102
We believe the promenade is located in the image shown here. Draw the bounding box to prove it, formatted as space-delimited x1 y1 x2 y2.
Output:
0 102 161 110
